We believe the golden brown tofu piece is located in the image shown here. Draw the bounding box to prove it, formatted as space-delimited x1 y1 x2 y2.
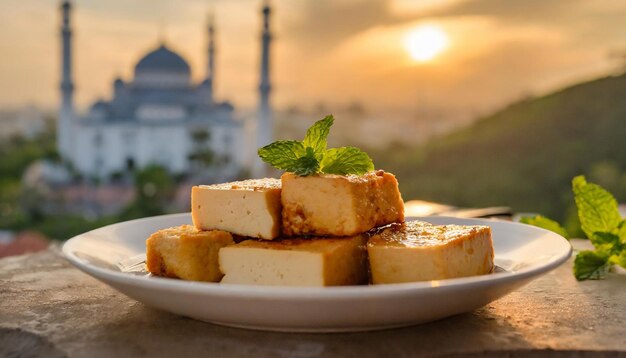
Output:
146 225 234 282
367 221 494 284
219 235 369 286
281 170 404 237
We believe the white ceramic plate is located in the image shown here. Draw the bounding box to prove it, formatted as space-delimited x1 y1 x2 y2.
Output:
62 214 571 332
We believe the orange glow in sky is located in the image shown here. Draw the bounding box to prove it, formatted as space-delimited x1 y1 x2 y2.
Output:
0 0 622 119
404 25 449 62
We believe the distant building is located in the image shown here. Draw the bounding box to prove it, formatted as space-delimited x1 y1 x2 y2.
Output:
0 105 47 140
57 1 273 180
252 2 273 178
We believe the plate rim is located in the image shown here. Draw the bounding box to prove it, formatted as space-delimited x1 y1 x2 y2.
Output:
62 213 572 299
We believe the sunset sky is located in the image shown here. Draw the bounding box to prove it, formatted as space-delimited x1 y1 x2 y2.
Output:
0 0 625 120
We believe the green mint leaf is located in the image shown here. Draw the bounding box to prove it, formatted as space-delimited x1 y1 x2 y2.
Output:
618 221 626 245
257 114 375 176
590 232 623 256
292 147 319 176
574 250 610 280
320 147 374 175
609 250 626 269
258 140 305 171
519 215 569 239
572 175 621 239
302 115 334 159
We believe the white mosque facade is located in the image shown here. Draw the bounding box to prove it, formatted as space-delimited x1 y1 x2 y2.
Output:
57 1 273 179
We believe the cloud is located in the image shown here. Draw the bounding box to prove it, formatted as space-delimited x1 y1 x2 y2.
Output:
281 0 400 50
427 0 626 46
429 0 583 21
282 0 626 54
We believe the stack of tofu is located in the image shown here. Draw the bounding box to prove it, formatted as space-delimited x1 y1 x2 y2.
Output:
146 170 494 286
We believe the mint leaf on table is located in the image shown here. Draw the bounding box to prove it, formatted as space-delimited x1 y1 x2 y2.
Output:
574 250 610 280
519 215 569 239
302 115 334 160
572 175 621 238
258 114 375 176
320 147 375 175
571 176 624 280
590 232 623 256
519 176 626 281
609 250 626 268
258 140 306 171
618 221 626 245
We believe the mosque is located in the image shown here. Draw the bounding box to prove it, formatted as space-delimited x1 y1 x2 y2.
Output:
57 1 273 180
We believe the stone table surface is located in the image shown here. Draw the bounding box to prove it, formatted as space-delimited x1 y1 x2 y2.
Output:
1 241 625 358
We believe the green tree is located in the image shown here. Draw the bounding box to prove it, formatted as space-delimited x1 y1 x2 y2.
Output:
119 165 175 220
189 129 215 170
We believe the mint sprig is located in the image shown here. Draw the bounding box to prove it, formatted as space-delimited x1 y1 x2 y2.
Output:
520 175 626 280
257 141 305 171
302 115 334 160
293 147 319 176
519 215 569 239
320 147 374 175
574 250 611 280
258 115 374 176
572 176 621 239
590 232 622 257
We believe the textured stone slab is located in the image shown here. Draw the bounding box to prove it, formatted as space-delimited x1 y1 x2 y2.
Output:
1 241 625 358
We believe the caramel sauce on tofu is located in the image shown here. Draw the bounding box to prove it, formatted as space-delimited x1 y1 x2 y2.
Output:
300 170 387 184
369 221 490 248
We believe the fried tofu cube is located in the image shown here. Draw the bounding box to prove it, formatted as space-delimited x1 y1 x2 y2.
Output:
367 221 494 284
219 235 369 286
146 225 234 282
192 178 282 240
281 170 404 237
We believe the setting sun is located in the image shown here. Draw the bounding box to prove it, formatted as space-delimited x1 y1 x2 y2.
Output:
404 25 449 62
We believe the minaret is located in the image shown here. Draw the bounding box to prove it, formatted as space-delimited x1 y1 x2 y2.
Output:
253 1 273 177
205 13 215 104
58 0 74 161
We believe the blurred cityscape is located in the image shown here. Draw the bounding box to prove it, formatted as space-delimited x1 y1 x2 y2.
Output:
1 0 626 252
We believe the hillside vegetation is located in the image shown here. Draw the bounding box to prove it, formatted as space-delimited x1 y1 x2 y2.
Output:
374 73 626 222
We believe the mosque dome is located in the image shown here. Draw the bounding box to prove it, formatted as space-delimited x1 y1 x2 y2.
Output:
133 45 191 89
135 45 190 74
